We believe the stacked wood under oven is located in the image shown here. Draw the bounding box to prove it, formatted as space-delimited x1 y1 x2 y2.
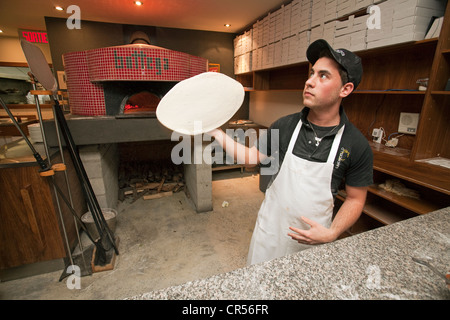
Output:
117 140 185 203
118 160 184 203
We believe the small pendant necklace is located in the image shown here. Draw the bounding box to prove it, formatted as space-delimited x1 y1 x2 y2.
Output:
308 120 339 147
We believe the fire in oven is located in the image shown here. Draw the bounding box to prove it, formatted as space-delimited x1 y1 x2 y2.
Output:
102 81 176 118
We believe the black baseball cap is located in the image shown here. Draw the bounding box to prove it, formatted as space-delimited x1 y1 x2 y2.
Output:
307 39 363 89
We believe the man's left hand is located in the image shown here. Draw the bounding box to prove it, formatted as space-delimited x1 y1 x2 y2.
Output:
288 216 337 245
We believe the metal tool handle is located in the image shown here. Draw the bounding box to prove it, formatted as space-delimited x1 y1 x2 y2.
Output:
412 257 449 284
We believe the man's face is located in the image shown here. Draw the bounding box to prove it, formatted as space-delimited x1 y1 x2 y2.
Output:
302 57 345 111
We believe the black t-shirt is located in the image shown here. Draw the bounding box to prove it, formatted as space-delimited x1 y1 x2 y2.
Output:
257 106 373 196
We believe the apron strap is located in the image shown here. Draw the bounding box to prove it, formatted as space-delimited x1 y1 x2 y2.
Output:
327 125 345 164
287 119 303 154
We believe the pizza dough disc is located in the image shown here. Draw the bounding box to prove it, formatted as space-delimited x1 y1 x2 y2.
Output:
156 72 244 135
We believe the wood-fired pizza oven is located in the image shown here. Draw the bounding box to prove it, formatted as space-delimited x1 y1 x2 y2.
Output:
63 44 208 117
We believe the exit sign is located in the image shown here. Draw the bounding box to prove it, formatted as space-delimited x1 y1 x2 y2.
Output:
19 29 49 44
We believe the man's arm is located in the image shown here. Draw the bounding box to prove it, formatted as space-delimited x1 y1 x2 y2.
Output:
207 128 268 166
288 184 367 244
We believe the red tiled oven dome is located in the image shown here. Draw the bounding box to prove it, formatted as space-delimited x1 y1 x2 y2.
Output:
63 44 208 116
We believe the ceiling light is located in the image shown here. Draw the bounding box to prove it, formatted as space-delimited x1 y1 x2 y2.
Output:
134 1 143 5
55 6 64 11
224 24 231 28
0 30 3 33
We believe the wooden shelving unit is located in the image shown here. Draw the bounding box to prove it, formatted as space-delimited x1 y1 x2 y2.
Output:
367 185 440 215
237 2 450 234
337 190 403 226
353 90 426 95
431 91 450 95
337 180 442 229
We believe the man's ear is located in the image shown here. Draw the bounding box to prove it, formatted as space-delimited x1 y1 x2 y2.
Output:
340 82 354 98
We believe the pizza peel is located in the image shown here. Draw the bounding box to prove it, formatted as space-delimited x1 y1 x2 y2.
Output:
20 39 119 267
156 72 245 135
20 40 58 94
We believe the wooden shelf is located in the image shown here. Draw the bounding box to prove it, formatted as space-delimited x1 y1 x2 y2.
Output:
237 39 439 92
337 187 433 226
353 90 425 95
430 91 450 95
363 202 406 225
415 157 450 170
337 190 406 225
369 141 411 160
355 38 438 57
367 185 441 215
4 104 53 109
237 39 438 79
372 161 450 196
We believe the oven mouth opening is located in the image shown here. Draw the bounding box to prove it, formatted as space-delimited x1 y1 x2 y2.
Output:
117 91 161 118
102 81 175 119
121 91 161 113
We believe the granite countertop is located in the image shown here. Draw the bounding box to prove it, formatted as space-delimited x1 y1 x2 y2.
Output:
130 207 450 300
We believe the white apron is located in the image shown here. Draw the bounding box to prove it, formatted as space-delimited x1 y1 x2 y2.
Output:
247 119 345 265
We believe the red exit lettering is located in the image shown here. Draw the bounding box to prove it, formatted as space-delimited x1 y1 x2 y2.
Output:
21 31 48 43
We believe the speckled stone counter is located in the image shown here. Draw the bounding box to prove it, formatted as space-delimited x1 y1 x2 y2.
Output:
130 207 450 300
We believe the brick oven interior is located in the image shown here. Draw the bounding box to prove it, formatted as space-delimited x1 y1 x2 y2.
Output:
102 81 175 116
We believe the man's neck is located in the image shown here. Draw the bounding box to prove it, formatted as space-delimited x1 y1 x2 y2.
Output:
306 106 341 127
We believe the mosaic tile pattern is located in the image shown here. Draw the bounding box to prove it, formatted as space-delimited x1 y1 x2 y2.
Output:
63 45 208 115
63 51 106 116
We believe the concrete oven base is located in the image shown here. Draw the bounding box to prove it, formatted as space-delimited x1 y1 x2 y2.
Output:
184 154 213 213
43 115 213 213
78 143 213 213
79 144 119 210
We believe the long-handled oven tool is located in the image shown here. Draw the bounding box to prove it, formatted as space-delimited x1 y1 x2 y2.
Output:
20 39 119 270
28 73 91 278
0 97 95 277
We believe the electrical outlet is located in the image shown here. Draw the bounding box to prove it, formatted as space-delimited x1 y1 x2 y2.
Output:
372 128 382 143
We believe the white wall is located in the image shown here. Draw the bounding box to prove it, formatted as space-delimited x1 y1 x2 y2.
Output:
249 90 304 127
